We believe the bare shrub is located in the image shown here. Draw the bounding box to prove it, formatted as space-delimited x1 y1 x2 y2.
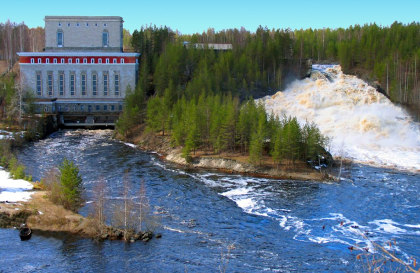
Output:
41 168 63 204
353 233 419 273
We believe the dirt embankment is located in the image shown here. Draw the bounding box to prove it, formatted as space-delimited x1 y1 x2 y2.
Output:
0 191 98 236
0 191 155 242
119 125 332 182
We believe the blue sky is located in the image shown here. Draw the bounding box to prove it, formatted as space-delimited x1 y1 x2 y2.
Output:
3 0 420 34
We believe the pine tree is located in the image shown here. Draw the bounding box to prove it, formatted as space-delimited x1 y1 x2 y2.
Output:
59 158 83 212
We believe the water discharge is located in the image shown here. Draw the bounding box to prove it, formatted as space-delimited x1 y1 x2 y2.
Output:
259 65 420 171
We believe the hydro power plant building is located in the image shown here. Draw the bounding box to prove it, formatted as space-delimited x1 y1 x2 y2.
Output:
18 16 140 125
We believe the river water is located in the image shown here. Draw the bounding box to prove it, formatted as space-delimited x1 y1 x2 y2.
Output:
0 129 418 272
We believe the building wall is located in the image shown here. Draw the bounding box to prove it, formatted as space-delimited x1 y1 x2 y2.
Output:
20 63 137 100
45 16 123 52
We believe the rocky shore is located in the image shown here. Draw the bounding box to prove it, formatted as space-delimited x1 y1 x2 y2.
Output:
121 126 333 182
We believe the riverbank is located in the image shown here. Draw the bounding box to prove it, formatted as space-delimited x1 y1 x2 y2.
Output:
0 190 155 242
118 125 333 182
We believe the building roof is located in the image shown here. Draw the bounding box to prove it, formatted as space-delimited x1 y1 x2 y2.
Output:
17 52 140 57
45 16 123 22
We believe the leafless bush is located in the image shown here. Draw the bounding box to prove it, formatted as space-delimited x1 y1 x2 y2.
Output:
89 177 107 234
353 233 419 273
40 168 63 204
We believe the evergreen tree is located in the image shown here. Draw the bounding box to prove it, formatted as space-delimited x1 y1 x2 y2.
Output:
59 158 83 212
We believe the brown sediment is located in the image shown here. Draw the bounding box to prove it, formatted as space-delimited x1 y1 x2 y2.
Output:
0 191 98 236
0 191 154 242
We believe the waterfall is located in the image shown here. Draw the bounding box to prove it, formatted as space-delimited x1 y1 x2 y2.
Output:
259 65 420 171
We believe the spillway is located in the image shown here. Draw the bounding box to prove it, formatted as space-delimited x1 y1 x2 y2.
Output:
259 65 420 171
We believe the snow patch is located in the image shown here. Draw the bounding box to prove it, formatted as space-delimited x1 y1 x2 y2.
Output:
0 169 34 202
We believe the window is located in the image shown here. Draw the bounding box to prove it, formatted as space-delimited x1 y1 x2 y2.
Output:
59 72 65 96
57 30 63 47
76 58 80 64
102 31 109 47
61 58 65 63
81 73 87 95
83 58 87 64
76 23 80 27
111 105 115 111
95 105 100 111
105 58 109 64
70 72 75 96
114 74 119 96
103 105 108 111
36 72 42 96
92 73 97 96
53 58 57 64
95 23 98 26
67 23 70 27
103 72 108 96
47 72 53 96
104 23 107 27
69 58 72 64
46 58 50 64
58 23 61 27
58 105 62 112
98 58 102 64
118 104 122 111
91 58 95 64
120 58 124 64
113 58 117 64
30 58 34 64
80 105 84 111
38 58 41 63
86 23 89 27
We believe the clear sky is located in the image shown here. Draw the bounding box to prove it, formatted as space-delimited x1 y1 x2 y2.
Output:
3 0 420 34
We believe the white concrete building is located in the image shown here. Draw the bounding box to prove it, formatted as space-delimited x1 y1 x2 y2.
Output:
18 16 140 125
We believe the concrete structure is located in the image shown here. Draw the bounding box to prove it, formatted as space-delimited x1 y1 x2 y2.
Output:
44 16 124 52
183 42 233 51
17 16 140 127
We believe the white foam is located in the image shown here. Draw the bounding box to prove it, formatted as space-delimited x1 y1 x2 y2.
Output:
123 142 137 149
259 65 420 171
370 219 408 234
235 198 257 211
221 187 250 198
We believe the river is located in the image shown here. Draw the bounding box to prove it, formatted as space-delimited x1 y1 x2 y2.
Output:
0 129 418 272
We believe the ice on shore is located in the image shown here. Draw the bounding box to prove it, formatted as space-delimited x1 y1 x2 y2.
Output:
0 168 34 202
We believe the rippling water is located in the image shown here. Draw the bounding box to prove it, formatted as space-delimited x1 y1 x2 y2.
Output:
1 129 418 272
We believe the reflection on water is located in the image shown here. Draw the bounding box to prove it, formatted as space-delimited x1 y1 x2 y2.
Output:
0 130 417 272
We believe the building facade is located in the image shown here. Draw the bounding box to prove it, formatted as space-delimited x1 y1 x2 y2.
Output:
18 16 140 125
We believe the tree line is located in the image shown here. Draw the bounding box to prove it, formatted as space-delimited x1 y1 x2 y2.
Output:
0 21 44 71
1 20 419 107
128 23 420 107
146 93 328 166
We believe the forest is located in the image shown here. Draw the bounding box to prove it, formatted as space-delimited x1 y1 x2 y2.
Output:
1 20 419 163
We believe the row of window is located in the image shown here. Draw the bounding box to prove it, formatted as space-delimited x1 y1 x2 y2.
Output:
36 71 120 97
30 57 125 64
56 104 122 112
42 103 123 113
58 22 108 27
57 30 108 47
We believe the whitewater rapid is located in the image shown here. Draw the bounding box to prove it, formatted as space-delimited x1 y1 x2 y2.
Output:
259 65 420 171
